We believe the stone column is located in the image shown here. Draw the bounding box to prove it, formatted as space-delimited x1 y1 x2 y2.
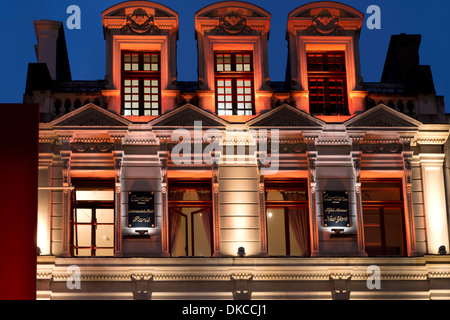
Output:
113 152 124 257
352 151 367 256
403 151 417 256
257 160 268 256
308 152 320 257
159 153 170 257
212 161 222 257
60 146 72 258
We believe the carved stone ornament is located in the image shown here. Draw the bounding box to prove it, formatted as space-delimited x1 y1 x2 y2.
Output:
121 8 161 35
211 11 255 35
360 143 402 154
306 9 344 35
71 142 114 153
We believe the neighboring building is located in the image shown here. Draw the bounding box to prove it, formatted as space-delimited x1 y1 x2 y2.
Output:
27 1 450 300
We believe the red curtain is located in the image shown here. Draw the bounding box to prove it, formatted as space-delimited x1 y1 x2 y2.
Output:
287 208 310 256
199 208 212 250
169 208 183 254
282 191 310 256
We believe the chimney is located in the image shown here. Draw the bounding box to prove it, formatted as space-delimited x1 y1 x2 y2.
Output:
34 20 71 81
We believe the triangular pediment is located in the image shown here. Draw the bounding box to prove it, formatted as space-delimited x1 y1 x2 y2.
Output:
50 103 131 127
247 104 325 128
149 104 228 128
345 104 422 128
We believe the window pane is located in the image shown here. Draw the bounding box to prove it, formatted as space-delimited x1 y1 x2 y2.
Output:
76 208 92 223
76 225 92 247
74 248 91 257
97 209 114 224
96 249 114 257
76 190 114 201
96 225 114 248
362 181 403 201
384 208 404 255
267 208 286 256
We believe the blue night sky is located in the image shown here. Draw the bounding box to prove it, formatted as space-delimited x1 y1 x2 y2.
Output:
1 0 450 112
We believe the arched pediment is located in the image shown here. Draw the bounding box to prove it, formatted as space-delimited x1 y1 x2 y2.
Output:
289 1 364 20
195 1 270 36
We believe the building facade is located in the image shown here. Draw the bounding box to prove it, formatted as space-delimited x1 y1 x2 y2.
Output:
27 1 450 300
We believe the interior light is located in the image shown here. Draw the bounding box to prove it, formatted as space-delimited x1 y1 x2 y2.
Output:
267 211 272 218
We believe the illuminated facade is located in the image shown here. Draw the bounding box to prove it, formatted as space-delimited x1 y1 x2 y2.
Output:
26 1 450 300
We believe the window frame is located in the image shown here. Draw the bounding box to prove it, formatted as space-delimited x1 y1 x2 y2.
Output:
70 179 115 257
361 179 407 257
168 180 213 257
214 51 255 116
264 180 310 257
121 50 161 116
307 51 349 116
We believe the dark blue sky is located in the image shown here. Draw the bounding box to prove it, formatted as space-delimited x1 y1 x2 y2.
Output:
2 0 450 112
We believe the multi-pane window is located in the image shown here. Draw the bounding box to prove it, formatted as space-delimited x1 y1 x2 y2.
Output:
214 51 254 116
362 180 406 257
168 181 213 257
121 51 160 116
307 51 348 116
71 180 115 257
265 181 310 257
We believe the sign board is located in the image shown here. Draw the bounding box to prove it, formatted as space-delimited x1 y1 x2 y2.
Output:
322 191 350 227
128 191 155 228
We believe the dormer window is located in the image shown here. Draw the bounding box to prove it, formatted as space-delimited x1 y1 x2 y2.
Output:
121 51 160 116
307 51 348 116
214 51 255 116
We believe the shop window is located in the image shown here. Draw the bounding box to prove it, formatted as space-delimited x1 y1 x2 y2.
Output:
265 181 310 256
168 181 213 257
71 180 115 257
121 51 160 116
362 179 406 257
307 51 348 115
214 51 254 116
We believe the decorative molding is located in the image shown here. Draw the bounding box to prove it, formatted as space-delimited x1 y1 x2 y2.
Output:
360 143 403 154
121 8 161 35
305 9 344 36
209 11 256 35
71 141 114 153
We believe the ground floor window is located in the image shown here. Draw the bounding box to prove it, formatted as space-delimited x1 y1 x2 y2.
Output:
168 181 213 257
71 180 115 257
265 181 310 256
362 179 406 256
